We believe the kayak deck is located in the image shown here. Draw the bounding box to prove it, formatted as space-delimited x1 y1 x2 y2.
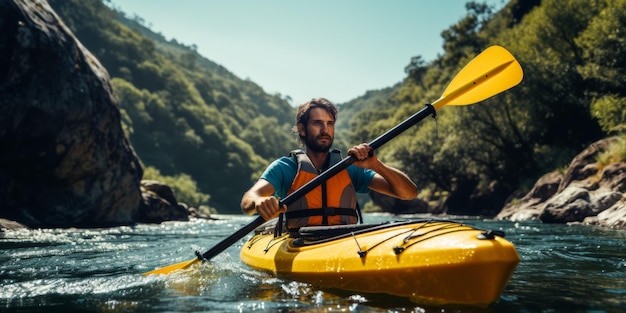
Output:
240 219 520 307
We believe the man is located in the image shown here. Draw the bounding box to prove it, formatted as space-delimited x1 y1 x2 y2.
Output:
241 98 417 230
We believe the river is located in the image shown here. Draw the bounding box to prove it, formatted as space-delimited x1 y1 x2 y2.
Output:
1 213 624 313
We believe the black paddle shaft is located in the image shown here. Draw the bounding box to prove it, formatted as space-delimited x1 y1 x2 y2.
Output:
200 103 436 261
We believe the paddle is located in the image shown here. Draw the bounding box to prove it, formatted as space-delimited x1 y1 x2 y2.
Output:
142 45 523 276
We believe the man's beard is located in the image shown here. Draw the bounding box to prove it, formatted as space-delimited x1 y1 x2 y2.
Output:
305 133 333 153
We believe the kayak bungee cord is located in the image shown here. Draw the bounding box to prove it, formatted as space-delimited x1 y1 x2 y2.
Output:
263 236 287 253
350 232 367 258
352 220 477 256
403 221 471 242
249 219 483 258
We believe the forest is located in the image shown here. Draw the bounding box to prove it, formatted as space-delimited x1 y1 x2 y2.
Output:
343 0 625 214
48 0 626 215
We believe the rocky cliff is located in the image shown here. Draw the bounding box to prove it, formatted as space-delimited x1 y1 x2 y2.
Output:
497 137 626 228
0 0 187 228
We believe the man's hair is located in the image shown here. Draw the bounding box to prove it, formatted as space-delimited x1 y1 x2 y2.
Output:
294 97 338 145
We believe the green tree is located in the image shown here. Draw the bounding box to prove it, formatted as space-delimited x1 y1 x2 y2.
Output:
591 95 626 134
439 1 492 67
576 0 626 133
240 116 296 160
358 0 617 215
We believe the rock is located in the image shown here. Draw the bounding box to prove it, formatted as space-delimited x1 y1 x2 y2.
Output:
583 202 626 228
558 138 617 192
540 186 594 223
138 180 189 223
0 0 143 227
189 205 216 220
581 163 626 228
141 180 179 207
496 171 562 221
498 137 626 228
598 162 626 192
0 218 28 230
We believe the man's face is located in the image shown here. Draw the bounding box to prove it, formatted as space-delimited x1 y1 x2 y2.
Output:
299 107 335 153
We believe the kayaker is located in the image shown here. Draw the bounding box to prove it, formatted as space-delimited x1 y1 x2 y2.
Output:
241 97 417 230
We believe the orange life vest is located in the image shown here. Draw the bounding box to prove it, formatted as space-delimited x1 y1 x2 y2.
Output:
285 149 358 230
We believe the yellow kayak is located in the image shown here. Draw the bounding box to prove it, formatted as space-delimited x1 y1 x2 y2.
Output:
240 219 520 307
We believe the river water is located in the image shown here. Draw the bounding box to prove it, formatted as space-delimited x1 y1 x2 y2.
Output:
1 213 624 313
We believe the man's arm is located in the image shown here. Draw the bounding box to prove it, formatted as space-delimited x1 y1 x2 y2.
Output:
367 162 418 200
240 179 285 220
349 143 418 200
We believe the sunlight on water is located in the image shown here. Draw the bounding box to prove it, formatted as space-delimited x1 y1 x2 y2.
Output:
1 275 153 298
1 214 625 312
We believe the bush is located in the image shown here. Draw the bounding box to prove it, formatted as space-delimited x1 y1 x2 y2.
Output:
143 166 211 208
596 135 626 167
591 95 626 134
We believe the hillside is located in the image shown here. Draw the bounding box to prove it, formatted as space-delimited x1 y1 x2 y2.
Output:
48 0 298 213
47 0 626 217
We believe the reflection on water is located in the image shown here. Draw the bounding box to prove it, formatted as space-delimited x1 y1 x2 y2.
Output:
1 214 624 312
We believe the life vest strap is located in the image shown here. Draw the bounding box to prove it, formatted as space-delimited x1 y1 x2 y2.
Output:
285 208 358 220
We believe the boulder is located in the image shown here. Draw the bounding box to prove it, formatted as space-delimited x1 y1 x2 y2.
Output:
0 218 28 231
583 202 626 229
0 0 189 227
139 180 189 223
539 186 615 223
582 162 626 228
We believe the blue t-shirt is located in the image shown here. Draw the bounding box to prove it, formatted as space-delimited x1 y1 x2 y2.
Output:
261 156 375 199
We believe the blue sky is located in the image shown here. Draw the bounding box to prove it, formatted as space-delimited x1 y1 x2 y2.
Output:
107 0 505 106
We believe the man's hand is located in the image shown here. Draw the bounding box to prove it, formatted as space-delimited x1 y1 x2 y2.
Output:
254 196 286 221
241 180 285 220
348 143 418 200
348 143 378 169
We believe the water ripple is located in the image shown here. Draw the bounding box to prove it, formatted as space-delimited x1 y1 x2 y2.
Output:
1 214 624 312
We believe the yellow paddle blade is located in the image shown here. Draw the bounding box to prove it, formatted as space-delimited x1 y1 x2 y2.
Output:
433 45 523 110
141 258 199 276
